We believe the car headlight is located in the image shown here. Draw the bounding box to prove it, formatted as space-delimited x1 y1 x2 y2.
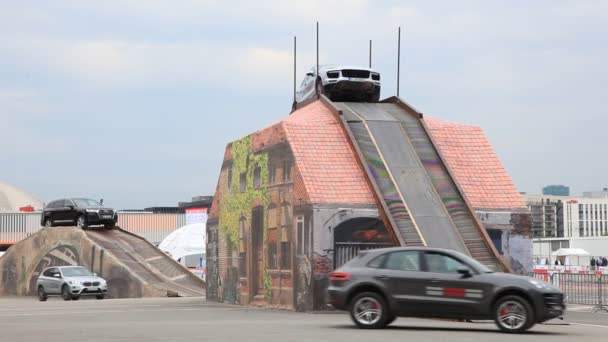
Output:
529 279 553 289
69 280 82 285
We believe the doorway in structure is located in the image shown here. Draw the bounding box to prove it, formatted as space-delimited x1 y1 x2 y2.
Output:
333 217 395 269
250 206 265 299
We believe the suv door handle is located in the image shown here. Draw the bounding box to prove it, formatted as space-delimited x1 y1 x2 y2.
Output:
378 275 390 280
430 278 440 283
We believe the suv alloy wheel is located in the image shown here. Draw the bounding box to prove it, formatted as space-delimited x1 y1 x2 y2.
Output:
349 292 391 329
76 215 87 229
493 295 535 333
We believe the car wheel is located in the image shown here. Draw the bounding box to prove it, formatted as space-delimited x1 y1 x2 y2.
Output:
37 286 47 302
349 292 391 329
493 295 535 333
61 285 72 301
44 219 53 228
96 294 105 300
76 215 87 230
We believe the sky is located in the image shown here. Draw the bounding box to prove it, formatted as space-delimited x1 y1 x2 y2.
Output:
1 0 607 209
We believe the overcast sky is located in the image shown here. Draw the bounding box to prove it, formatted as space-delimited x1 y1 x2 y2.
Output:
1 0 607 209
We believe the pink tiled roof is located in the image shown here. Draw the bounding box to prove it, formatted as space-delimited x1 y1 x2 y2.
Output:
424 116 526 210
282 101 375 204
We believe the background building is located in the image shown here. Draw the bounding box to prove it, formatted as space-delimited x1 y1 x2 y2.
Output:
525 193 608 263
543 185 570 196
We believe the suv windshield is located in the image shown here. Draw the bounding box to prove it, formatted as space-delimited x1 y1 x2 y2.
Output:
61 267 94 277
73 199 102 207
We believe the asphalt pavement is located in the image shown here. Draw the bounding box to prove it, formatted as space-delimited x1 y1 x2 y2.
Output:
0 297 607 342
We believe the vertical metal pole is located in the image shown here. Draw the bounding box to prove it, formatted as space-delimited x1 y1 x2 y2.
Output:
397 26 401 97
316 21 319 97
99 249 104 277
293 36 297 104
369 39 372 68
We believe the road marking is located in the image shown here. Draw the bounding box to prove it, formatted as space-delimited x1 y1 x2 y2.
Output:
0 302 214 312
569 322 608 329
0 306 242 318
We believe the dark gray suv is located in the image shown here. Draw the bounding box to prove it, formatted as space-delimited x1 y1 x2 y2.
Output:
327 247 564 333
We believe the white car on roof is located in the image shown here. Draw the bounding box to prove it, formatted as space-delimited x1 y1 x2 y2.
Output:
295 65 381 104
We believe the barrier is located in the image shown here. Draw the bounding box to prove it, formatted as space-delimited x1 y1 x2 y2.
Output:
0 212 187 246
531 270 608 313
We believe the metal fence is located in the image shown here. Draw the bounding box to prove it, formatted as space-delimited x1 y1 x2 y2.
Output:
334 242 394 269
530 272 608 313
0 213 42 244
0 212 186 246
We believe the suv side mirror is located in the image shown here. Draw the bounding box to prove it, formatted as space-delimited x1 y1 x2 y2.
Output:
93 273 98 277
68 205 75 210
457 266 472 278
100 199 104 205
306 72 314 77
53 273 61 278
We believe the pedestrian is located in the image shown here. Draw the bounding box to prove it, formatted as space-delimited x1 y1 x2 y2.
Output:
603 257 608 267
555 259 562 266
591 257 596 267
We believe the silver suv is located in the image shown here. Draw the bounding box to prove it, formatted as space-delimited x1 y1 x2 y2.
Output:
36 266 108 301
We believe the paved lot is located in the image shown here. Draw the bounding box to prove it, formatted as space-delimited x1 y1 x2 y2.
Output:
0 297 607 342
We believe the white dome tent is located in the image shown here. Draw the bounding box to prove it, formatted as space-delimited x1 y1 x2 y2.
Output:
159 222 206 262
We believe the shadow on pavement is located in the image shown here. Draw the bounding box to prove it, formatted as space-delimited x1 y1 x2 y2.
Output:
329 324 567 335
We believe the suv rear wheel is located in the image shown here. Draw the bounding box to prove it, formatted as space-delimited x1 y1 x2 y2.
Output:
349 292 391 329
76 215 87 230
493 295 535 333
38 286 47 301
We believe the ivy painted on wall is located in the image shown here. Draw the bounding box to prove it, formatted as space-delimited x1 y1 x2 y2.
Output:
218 135 273 300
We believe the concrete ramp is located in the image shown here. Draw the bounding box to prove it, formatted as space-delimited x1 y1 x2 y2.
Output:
331 98 509 272
0 227 205 297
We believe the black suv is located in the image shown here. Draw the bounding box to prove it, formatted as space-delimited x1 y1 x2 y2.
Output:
41 198 117 230
327 247 564 333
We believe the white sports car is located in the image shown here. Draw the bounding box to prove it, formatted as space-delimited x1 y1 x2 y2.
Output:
295 65 381 104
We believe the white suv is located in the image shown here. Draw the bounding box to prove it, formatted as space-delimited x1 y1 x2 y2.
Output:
36 266 108 301
295 65 381 104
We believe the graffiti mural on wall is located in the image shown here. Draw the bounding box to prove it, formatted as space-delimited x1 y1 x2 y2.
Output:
217 135 301 306
27 245 80 295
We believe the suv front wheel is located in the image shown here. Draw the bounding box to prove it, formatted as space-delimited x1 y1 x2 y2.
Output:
76 215 88 230
44 218 53 228
349 292 391 329
493 295 535 333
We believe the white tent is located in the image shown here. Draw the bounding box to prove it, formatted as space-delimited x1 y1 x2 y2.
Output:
158 223 206 261
551 248 590 257
551 248 590 267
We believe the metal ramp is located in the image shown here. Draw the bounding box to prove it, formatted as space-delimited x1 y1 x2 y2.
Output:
330 98 508 272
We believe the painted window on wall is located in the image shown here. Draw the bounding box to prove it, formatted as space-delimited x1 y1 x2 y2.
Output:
253 167 261 189
296 215 311 257
282 160 292 182
269 163 276 185
227 168 233 192
239 216 247 276
267 242 278 269
281 242 291 269
239 172 247 193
